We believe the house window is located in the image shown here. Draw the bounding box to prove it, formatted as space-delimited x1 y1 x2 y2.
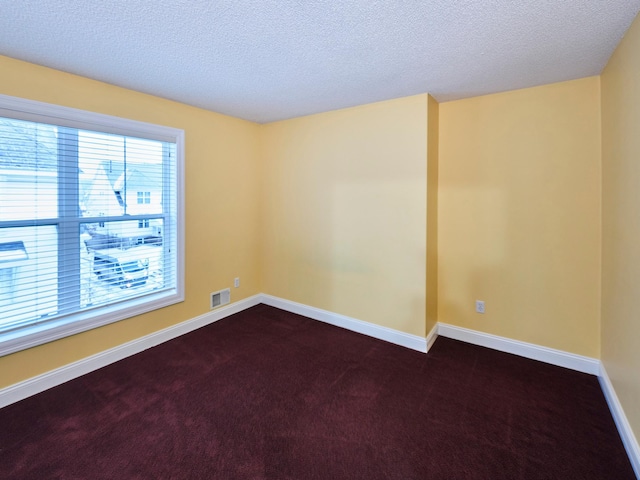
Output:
137 191 150 204
114 191 124 207
0 94 184 356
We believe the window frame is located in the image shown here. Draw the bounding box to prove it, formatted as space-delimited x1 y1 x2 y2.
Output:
0 94 185 357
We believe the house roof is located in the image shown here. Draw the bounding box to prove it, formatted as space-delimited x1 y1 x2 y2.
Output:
0 118 57 170
0 1 639 123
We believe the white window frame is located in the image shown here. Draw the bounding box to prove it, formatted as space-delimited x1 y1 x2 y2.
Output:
0 94 185 357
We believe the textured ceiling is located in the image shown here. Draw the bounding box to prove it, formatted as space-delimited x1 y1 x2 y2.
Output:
1 1 639 123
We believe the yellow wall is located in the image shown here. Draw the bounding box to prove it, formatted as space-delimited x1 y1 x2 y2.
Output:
0 56 262 388
426 95 439 335
438 77 602 357
260 95 429 337
0 45 627 405
601 12 640 444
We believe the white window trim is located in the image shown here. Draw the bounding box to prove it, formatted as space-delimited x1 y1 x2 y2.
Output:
0 94 185 357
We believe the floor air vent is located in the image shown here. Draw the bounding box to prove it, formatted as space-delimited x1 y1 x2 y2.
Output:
210 288 231 309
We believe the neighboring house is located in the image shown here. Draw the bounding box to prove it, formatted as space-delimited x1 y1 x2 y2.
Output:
0 118 57 222
81 163 123 219
84 161 163 244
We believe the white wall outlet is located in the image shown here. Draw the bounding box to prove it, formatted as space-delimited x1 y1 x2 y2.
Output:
475 300 485 314
234 277 240 288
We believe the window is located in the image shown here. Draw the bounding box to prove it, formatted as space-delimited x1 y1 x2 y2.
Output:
137 191 151 204
0 94 184 356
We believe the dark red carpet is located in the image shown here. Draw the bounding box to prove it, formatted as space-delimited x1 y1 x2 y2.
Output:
0 304 635 479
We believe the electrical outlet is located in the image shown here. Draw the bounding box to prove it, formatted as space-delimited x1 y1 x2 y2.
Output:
234 277 240 288
475 300 485 314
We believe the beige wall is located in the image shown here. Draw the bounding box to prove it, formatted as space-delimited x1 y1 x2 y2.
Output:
438 77 602 357
601 12 640 444
260 96 430 337
426 95 439 335
0 56 262 388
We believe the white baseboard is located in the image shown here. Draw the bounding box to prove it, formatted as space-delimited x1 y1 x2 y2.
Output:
425 322 438 352
259 294 428 353
0 294 262 409
436 323 601 375
599 364 640 478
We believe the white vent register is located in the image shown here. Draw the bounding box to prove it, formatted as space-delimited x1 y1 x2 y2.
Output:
210 288 230 309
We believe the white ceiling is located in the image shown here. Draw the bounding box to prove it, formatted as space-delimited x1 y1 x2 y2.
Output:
1 1 639 123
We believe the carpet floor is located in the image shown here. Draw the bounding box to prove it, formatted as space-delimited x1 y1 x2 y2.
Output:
0 304 635 479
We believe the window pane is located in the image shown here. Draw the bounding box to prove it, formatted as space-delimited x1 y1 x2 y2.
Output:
79 132 164 217
0 226 58 333
82 220 165 308
0 118 58 220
